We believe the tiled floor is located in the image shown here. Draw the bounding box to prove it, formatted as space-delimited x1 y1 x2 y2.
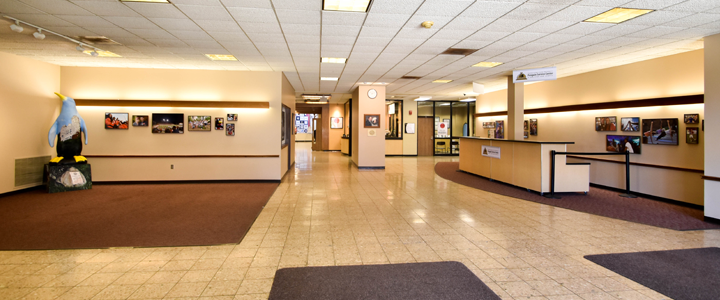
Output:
1 142 719 299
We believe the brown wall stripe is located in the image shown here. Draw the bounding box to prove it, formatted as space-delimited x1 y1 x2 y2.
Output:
567 155 704 174
84 155 279 158
75 99 270 109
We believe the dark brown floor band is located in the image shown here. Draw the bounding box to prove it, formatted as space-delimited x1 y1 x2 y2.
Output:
268 261 501 300
435 162 719 231
585 248 720 300
0 182 278 250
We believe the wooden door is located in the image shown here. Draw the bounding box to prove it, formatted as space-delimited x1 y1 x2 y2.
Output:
312 117 323 151
418 117 434 156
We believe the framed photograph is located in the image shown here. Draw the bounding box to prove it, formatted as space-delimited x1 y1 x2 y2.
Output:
494 120 504 139
529 119 538 136
215 118 224 130
620 117 640 132
524 131 528 139
105 112 129 129
686 127 699 144
188 115 211 131
132 115 148 127
523 120 528 130
482 122 495 129
227 114 238 121
226 123 235 136
281 105 291 147
331 117 343 129
152 113 184 134
595 116 617 131
364 114 380 128
642 118 679 145
684 114 699 124
606 135 641 154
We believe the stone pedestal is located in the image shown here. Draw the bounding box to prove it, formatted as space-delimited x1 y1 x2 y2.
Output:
44 164 92 193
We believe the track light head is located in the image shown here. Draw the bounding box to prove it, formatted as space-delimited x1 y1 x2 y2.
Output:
91 50 99 57
10 21 23 33
76 45 85 52
33 29 45 40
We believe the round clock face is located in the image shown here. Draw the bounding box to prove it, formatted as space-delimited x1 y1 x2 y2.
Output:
368 89 378 99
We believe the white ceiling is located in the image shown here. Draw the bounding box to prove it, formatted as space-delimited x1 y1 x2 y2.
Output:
0 0 717 103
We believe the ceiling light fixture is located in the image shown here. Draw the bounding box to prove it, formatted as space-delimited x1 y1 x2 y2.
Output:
305 100 328 104
119 0 169 3
3 15 113 58
323 0 372 12
321 77 338 81
204 54 237 61
33 29 45 40
473 62 503 68
321 57 347 64
460 97 476 102
414 96 432 101
302 94 332 100
584 7 654 24
421 21 434 29
10 20 23 33
433 80 452 83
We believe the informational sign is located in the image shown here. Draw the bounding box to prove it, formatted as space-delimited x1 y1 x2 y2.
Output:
513 67 557 83
437 122 448 136
368 129 376 136
481 145 501 159
405 123 415 134
388 103 395 115
69 172 84 185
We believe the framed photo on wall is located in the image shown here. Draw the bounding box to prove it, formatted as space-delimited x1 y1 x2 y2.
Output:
684 114 699 124
686 127 699 144
152 113 184 133
281 105 291 147
529 119 538 136
494 120 504 139
595 116 617 131
215 118 224 130
226 123 235 136
331 117 343 129
188 115 211 131
132 115 148 127
524 120 528 130
364 114 380 128
621 117 639 131
105 112 129 129
606 135 641 154
227 114 238 121
642 118 678 145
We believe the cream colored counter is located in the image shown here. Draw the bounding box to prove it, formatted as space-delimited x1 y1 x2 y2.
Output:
459 137 589 194
341 137 349 155
385 139 403 155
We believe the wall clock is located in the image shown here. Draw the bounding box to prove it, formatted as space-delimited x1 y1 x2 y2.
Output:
368 89 378 99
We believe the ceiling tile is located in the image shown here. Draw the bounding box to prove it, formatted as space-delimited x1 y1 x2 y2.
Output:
19 0 92 15
149 17 202 31
7 13 76 27
221 0 271 8
321 11 366 26
414 0 474 17
622 0 685 10
226 7 277 23
275 9 320 24
271 0 321 11
322 25 361 37
175 4 234 21
503 3 569 20
127 28 176 39
363 13 410 28
105 16 161 30
56 15 117 28
0 0 44 14
281 24 320 35
369 0 424 15
462 1 523 19
124 2 185 18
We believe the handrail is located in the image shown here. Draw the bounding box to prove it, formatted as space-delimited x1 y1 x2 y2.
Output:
547 151 636 199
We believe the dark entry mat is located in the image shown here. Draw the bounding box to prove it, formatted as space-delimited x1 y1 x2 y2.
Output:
268 261 501 300
585 248 720 300
435 162 720 231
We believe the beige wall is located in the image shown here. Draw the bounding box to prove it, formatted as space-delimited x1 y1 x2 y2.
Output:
328 104 344 150
281 73 296 178
475 50 706 204
352 86 386 167
60 67 284 181
403 98 418 155
705 34 720 218
0 53 61 194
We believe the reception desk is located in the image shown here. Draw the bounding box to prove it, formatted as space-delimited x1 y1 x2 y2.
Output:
459 137 589 194
341 137 349 155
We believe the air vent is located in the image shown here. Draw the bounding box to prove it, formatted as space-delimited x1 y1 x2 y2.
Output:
79 36 122 45
400 76 422 80
440 48 478 56
15 156 51 187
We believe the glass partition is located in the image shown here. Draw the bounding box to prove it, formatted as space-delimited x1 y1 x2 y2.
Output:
385 99 402 139
452 102 469 138
434 102 451 154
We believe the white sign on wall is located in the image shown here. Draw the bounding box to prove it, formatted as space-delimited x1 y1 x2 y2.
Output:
437 121 449 136
405 123 415 134
481 145 501 159
513 67 557 83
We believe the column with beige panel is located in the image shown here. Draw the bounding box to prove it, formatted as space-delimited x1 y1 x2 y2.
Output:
704 33 720 221
351 85 386 168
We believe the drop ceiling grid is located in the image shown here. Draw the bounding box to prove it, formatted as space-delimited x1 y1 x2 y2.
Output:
0 0 719 97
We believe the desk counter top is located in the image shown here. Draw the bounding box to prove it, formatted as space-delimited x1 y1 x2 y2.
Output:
460 137 575 145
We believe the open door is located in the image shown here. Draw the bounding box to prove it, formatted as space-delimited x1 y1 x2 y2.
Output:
312 117 323 151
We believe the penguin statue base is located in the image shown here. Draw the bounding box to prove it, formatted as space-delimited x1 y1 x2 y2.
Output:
44 163 92 193
49 156 88 165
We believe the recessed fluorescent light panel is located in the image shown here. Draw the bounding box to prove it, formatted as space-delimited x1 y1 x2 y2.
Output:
323 0 372 12
473 62 503 68
433 80 452 83
460 98 476 102
83 50 121 57
321 57 347 64
205 54 237 61
120 0 169 3
321 77 338 81
414 96 432 101
584 7 653 24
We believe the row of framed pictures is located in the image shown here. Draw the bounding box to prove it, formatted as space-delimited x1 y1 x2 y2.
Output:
482 119 538 139
104 112 239 136
595 115 701 146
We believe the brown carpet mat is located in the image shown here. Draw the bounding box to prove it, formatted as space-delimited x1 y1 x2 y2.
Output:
435 162 719 231
0 182 278 250
585 248 720 300
268 261 501 300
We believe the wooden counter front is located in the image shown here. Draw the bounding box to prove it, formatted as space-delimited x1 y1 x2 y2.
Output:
341 138 349 155
459 137 589 194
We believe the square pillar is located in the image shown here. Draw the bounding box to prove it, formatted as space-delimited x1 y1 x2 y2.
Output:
705 34 720 220
351 85 386 168
507 76 524 141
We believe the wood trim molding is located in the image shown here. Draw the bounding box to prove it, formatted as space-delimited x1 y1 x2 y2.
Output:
567 155 704 173
702 175 720 182
475 94 703 117
75 99 270 109
84 155 279 158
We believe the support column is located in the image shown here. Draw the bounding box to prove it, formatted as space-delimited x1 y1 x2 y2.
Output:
351 85 386 168
705 34 720 221
507 76 524 140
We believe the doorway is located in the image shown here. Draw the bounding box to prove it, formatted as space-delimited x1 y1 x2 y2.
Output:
312 116 323 151
418 117 434 156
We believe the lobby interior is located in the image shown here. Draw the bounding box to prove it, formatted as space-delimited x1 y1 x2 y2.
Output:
2 0 720 299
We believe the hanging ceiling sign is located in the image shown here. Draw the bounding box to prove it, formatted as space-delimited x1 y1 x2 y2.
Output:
512 67 557 83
